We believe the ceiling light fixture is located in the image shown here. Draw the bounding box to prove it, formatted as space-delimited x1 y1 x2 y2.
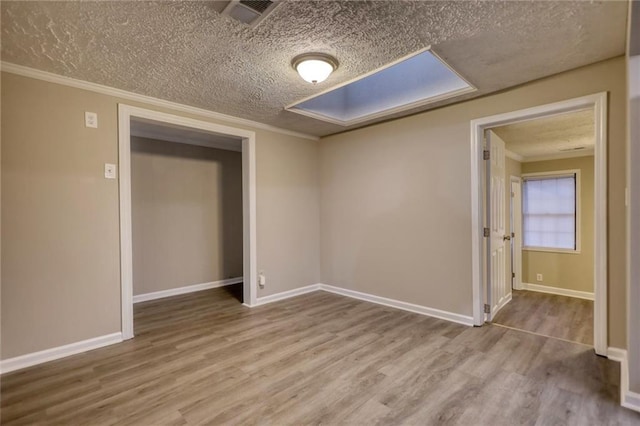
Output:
292 53 338 84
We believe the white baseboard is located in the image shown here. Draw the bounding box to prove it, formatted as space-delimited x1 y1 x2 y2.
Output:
133 277 243 303
246 283 473 326
319 284 475 326
608 347 640 413
608 347 626 362
0 282 473 374
521 282 594 301
247 284 322 307
0 332 123 374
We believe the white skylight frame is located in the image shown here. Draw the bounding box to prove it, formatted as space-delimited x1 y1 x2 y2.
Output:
285 46 476 127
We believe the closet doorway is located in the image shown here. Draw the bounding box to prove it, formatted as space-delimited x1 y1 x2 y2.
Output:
118 105 257 340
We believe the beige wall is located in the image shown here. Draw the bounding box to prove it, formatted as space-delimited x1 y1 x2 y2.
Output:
131 137 243 296
320 56 627 348
0 56 628 359
520 156 594 293
1 72 321 359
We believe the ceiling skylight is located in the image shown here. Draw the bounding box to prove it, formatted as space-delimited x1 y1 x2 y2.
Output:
286 48 475 126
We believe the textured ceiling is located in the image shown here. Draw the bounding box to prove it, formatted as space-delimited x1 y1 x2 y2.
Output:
0 1 627 137
493 110 594 160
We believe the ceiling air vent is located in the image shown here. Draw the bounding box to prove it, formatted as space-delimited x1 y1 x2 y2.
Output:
559 146 586 152
219 0 280 27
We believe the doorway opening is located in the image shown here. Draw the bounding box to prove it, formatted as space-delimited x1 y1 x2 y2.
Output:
486 112 595 346
118 105 257 340
470 93 608 355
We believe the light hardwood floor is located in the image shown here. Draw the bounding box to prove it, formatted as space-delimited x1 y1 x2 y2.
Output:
2 285 638 425
492 290 594 346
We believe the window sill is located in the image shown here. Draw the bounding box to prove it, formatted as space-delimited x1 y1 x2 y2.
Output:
523 247 581 255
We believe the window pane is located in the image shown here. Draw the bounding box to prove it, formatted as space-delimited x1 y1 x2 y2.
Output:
522 175 576 250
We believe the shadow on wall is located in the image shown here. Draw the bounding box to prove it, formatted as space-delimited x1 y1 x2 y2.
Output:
131 137 243 301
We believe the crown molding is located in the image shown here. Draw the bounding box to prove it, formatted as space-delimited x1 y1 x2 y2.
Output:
1 61 319 141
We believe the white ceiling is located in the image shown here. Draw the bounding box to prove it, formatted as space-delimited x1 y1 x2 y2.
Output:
493 109 595 161
0 1 627 137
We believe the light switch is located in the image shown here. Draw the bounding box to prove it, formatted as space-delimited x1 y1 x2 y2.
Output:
104 163 117 179
85 111 98 128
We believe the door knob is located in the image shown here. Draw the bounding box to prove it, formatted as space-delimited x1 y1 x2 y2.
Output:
503 235 511 241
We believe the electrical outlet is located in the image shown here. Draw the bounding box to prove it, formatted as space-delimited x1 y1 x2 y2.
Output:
536 273 543 282
104 163 117 179
258 272 266 288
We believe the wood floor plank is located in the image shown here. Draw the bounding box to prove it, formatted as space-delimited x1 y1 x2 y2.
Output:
2 285 638 425
493 289 594 345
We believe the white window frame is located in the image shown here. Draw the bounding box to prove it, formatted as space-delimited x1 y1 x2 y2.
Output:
521 169 581 254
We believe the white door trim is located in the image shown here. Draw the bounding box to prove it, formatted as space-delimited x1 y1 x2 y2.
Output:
469 92 608 356
626 54 640 400
510 177 523 291
118 104 258 340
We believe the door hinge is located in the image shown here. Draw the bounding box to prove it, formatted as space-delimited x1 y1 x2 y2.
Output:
483 227 490 237
512 272 516 278
483 150 490 160
484 304 491 314
511 232 515 238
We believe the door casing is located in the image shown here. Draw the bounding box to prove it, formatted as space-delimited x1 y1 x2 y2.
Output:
469 92 608 356
510 177 523 291
118 104 258 340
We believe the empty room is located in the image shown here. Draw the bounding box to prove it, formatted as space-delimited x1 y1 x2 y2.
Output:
2 1 640 424
486 111 598 347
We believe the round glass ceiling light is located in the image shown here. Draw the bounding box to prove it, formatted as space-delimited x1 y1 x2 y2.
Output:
292 53 339 84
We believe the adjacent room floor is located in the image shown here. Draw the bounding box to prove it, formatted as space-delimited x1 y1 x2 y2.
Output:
492 290 594 346
2 286 636 425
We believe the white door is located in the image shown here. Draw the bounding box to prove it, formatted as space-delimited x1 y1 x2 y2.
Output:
485 131 510 321
510 178 523 291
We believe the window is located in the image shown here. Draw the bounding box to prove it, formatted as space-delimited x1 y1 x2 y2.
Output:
522 170 580 252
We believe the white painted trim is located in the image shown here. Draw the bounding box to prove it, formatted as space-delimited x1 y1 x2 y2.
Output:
521 283 594 301
131 126 242 152
607 348 640 413
623 391 640 414
522 247 582 255
118 105 258 340
320 284 475 326
0 333 122 374
0 281 472 374
133 277 243 303
287 86 476 127
285 47 477 127
470 115 484 326
608 347 626 362
627 54 640 404
248 284 322 307
510 177 523 291
593 92 608 357
246 283 474 326
0 61 318 142
119 106 134 340
470 92 608 356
